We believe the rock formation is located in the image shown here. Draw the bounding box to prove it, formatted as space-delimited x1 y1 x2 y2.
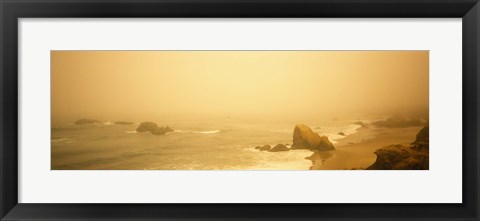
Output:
372 116 424 128
367 126 429 170
291 124 335 151
136 122 173 135
254 145 272 151
412 125 429 149
75 119 101 125
338 132 345 136
269 144 289 152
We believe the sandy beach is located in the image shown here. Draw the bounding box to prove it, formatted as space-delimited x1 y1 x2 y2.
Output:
307 126 423 170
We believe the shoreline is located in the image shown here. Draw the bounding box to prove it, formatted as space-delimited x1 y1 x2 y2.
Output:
306 126 422 170
52 120 424 170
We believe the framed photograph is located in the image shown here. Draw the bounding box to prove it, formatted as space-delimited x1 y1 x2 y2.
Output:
1 0 479 220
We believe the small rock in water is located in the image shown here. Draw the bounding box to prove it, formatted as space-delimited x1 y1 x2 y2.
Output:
269 144 289 152
338 132 346 136
136 122 173 135
255 145 271 151
75 119 101 125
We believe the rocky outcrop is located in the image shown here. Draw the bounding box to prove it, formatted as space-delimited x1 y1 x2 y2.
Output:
255 145 271 151
367 126 429 170
367 144 428 170
291 124 335 151
75 119 101 125
412 125 429 149
136 122 173 135
269 144 289 152
372 117 424 128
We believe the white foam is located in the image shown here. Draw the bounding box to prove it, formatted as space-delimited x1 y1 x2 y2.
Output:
173 130 220 134
315 123 362 144
194 130 220 134
51 138 74 144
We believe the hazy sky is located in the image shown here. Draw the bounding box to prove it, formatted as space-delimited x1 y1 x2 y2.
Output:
51 51 428 123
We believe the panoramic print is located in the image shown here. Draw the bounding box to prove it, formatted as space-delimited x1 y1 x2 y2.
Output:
51 51 429 170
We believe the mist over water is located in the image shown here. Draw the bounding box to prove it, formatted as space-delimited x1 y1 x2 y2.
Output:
52 116 374 170
51 51 429 170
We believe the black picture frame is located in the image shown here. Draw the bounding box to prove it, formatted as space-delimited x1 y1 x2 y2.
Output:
1 0 479 220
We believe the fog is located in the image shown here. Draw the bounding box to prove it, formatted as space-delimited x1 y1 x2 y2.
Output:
51 51 428 124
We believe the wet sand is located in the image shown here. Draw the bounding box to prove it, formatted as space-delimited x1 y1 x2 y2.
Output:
307 126 422 170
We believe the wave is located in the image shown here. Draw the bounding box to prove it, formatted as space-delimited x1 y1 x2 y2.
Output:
125 131 138 134
125 129 220 135
103 121 114 126
172 130 220 134
51 137 74 144
314 123 362 144
194 130 220 134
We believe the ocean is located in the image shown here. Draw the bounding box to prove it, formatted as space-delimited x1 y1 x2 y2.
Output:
51 117 365 170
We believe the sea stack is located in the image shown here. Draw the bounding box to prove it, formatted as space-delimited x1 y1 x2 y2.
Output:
291 124 335 151
136 122 173 135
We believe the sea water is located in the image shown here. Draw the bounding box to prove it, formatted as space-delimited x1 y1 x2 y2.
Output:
51 117 367 170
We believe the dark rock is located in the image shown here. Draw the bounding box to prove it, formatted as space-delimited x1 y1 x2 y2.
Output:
269 144 289 152
75 119 101 125
338 132 346 136
412 125 429 149
291 124 335 151
366 144 428 170
136 122 157 132
136 122 173 135
255 145 271 151
372 116 424 128
367 126 429 170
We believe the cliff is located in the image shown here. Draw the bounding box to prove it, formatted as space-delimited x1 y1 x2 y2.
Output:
367 126 429 170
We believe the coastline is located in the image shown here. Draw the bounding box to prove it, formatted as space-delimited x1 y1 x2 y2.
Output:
52 120 425 170
307 126 422 170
